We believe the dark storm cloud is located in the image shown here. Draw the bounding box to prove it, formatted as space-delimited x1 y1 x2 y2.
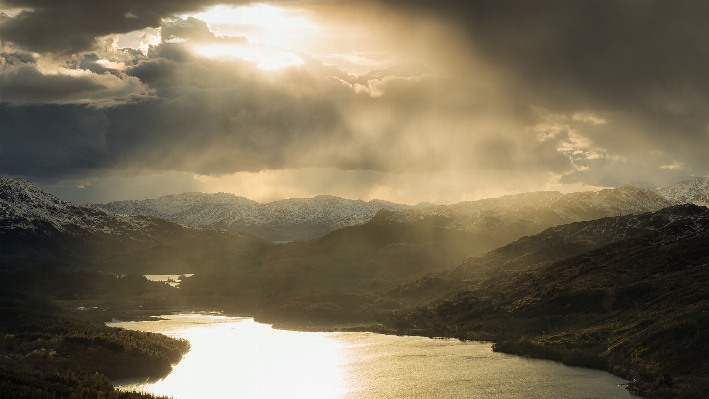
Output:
105 49 353 174
378 0 709 183
2 0 709 196
0 0 250 54
0 42 356 179
0 104 108 176
0 61 153 105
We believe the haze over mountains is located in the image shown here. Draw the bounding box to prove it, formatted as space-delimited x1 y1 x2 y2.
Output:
97 177 709 245
2 176 708 276
384 203 709 301
656 177 709 206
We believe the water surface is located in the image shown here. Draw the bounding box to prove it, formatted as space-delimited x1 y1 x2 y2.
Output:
110 314 637 399
143 274 194 287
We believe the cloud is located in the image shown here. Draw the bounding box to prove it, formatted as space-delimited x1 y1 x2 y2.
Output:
0 36 572 182
374 1 709 180
2 1 709 203
0 0 252 54
0 104 109 177
0 53 153 105
162 17 248 45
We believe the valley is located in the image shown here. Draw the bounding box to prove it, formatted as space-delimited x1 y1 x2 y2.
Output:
2 177 709 398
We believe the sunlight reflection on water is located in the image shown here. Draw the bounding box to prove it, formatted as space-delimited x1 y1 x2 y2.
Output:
112 315 348 398
110 315 638 399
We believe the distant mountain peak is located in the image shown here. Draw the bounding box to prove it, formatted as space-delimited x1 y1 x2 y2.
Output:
98 193 420 242
656 176 709 207
0 177 159 236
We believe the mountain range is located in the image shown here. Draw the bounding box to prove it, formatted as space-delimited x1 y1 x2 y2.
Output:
0 178 269 272
98 193 434 242
5 176 709 274
97 177 709 244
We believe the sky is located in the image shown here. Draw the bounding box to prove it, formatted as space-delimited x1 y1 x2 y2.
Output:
1 0 708 204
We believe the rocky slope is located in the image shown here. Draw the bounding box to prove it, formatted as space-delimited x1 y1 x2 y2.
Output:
0 178 155 235
0 178 269 273
98 193 433 242
657 177 709 206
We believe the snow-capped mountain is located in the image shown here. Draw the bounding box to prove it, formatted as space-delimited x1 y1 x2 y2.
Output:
0 178 268 272
98 193 432 242
0 177 155 235
657 177 709 207
97 184 685 244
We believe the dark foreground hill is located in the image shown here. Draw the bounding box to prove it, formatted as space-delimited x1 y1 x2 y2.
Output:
383 204 709 301
0 266 190 399
382 205 709 398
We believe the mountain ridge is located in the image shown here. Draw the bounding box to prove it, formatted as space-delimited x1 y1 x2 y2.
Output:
95 176 709 243
97 192 434 242
0 177 269 273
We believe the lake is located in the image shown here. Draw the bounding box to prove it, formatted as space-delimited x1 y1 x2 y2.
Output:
110 314 638 399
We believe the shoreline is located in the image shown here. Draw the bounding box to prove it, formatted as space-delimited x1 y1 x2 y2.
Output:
111 311 642 396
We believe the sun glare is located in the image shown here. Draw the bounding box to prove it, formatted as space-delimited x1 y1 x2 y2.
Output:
185 4 316 70
190 4 317 47
113 316 350 399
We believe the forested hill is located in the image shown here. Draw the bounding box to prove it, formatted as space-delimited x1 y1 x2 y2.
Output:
0 266 190 398
382 204 709 398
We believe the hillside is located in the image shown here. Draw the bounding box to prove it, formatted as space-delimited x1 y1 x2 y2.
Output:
383 205 709 398
0 266 190 398
179 213 495 315
383 204 709 301
98 193 433 242
379 186 673 254
0 178 270 273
